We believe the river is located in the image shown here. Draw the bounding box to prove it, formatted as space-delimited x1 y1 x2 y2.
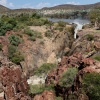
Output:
48 18 90 39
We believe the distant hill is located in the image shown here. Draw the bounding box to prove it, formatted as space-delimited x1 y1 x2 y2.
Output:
0 5 10 13
0 5 36 14
9 8 36 14
42 2 100 10
0 2 100 14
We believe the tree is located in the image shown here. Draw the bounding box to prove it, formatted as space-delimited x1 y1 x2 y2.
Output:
83 73 100 100
59 67 78 88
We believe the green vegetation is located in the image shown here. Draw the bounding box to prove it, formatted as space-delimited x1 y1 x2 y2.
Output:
86 34 94 41
55 97 63 100
45 30 53 38
8 45 24 64
94 55 100 61
0 19 17 36
34 63 56 76
59 67 78 88
24 27 42 41
0 13 51 36
58 21 66 27
82 73 100 100
29 84 54 95
8 35 21 46
40 10 88 19
89 8 100 24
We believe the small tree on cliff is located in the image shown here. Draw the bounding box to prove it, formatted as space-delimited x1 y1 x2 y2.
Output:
82 73 100 100
59 67 78 88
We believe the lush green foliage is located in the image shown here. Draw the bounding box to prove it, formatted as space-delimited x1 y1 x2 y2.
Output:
34 63 56 76
8 45 24 64
59 67 78 88
83 73 100 100
0 13 51 36
0 18 17 36
8 35 21 46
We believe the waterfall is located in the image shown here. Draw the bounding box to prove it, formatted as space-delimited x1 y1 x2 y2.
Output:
74 22 83 39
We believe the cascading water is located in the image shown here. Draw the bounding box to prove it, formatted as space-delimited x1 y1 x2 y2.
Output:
73 21 83 39
48 18 90 39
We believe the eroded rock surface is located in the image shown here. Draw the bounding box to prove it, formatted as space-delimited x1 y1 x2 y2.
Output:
34 90 55 100
0 66 31 100
46 53 100 99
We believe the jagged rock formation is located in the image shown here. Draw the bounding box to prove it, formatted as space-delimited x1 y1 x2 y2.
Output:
0 66 31 100
46 53 100 99
0 25 74 77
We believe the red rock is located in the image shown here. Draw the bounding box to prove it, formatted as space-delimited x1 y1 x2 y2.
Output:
0 66 31 100
34 90 55 100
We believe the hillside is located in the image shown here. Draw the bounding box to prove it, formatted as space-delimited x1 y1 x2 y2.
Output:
0 5 10 13
42 2 100 10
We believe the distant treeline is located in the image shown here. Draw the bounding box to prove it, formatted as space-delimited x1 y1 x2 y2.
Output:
38 10 89 19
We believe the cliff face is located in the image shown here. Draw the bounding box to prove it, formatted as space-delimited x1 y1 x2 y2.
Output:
18 25 74 76
69 28 100 57
46 53 100 99
0 24 74 76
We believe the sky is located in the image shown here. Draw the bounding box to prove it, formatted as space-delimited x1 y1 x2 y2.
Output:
0 0 100 9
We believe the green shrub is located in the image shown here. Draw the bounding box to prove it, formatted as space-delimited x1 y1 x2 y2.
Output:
8 35 21 46
86 34 94 41
32 19 45 26
0 29 6 36
7 18 17 28
29 84 45 95
34 63 56 76
8 45 24 64
59 67 78 88
10 51 24 64
45 30 52 38
0 43 3 51
58 21 66 27
29 36 36 41
29 84 54 95
24 28 42 40
8 45 16 58
24 27 33 36
94 55 100 61
0 22 12 36
83 73 100 100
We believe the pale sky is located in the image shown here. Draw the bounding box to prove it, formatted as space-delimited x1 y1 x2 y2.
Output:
0 0 100 9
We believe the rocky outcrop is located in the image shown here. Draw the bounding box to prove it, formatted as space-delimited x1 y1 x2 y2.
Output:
69 29 100 56
46 53 100 99
33 90 55 100
0 66 31 100
19 25 74 76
